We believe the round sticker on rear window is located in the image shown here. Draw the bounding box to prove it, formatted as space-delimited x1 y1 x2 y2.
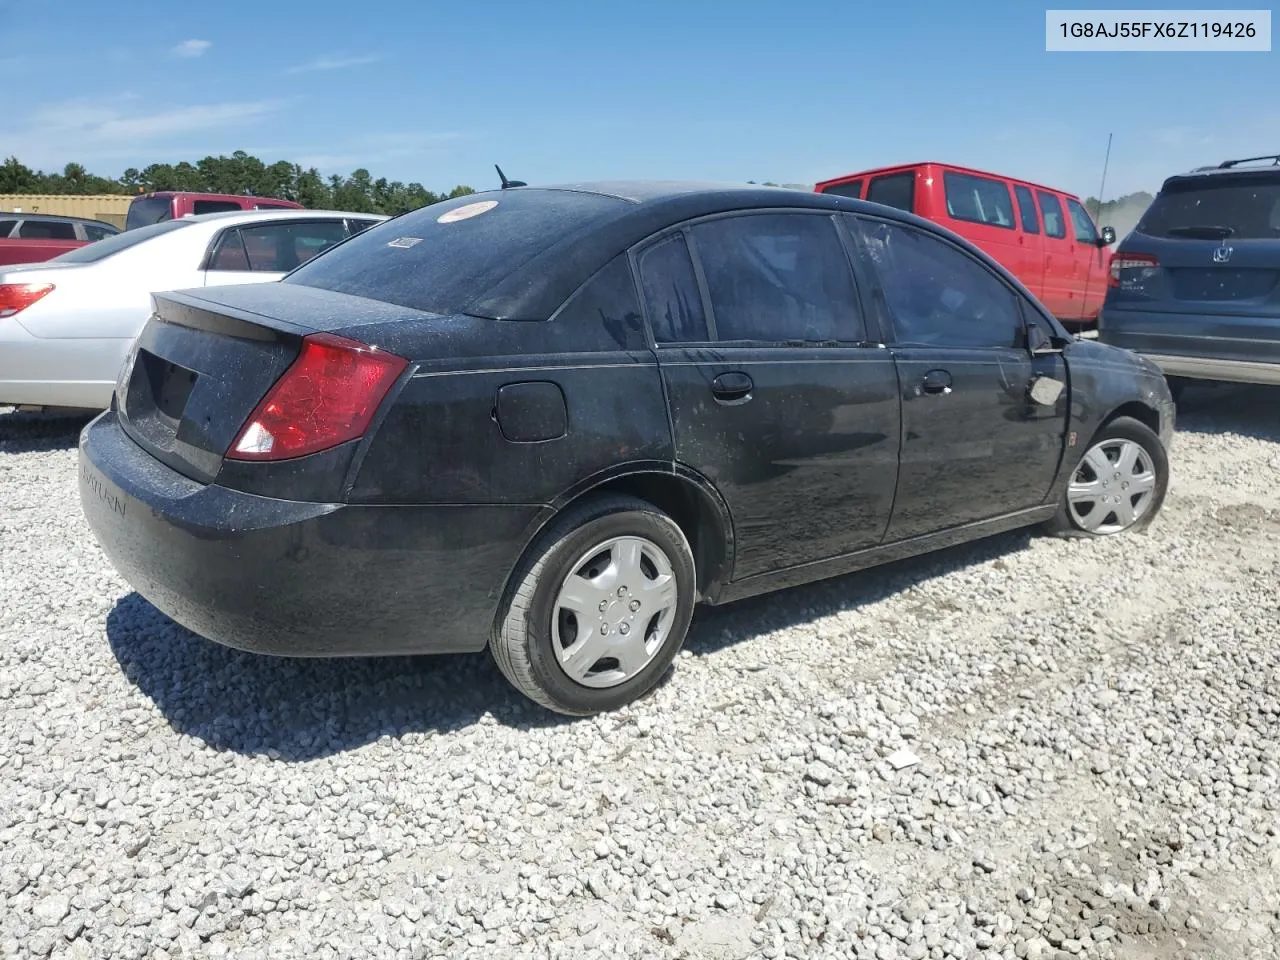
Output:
437 199 498 223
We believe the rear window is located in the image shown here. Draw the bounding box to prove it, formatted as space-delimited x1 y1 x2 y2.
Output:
1136 175 1280 240
284 189 628 316
126 196 174 229
194 200 244 215
51 219 194 263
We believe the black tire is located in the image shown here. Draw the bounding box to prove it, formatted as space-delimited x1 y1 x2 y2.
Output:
490 494 697 716
1043 415 1169 539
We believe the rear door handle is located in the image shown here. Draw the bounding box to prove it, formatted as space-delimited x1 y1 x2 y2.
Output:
920 369 952 395
711 371 753 404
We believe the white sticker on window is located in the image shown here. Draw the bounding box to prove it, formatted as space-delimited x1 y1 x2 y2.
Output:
436 200 498 223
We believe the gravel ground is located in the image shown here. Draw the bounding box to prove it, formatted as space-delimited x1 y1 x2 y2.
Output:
2 381 1279 960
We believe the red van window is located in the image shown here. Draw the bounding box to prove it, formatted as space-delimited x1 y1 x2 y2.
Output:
193 200 244 215
943 171 1015 229
820 179 863 199
866 173 914 212
1012 185 1041 233
1036 191 1067 238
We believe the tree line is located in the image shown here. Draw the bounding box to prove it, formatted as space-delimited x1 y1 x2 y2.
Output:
0 152 477 216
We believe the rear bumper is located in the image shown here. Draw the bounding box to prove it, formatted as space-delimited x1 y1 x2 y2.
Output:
1097 306 1280 384
78 411 548 657
0 322 124 408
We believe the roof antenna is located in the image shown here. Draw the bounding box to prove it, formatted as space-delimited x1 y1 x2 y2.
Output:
1080 131 1113 335
495 164 526 189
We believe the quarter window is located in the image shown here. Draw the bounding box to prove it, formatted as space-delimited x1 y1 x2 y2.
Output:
637 233 709 343
1037 191 1067 239
943 171 1015 229
0 219 16 237
1066 198 1099 244
690 212 865 343
1013 185 1040 234
856 218 1023 348
83 223 116 242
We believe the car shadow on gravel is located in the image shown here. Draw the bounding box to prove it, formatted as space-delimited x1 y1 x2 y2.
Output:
105 526 1034 760
105 593 577 762
0 408 95 453
1171 381 1280 442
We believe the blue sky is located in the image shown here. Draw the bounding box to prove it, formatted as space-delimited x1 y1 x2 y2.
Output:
2 0 1276 200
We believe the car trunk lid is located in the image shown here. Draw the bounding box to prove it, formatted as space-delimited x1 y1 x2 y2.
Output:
116 285 430 484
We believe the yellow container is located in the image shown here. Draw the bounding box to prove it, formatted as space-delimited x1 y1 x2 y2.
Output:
0 194 132 230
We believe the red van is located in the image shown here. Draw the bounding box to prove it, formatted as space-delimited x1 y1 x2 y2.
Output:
815 162 1117 328
124 191 304 231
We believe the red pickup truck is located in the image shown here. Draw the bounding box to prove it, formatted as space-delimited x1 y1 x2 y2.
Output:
0 214 120 266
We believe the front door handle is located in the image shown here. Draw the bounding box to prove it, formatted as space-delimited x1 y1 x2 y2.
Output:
711 371 753 404
920 369 952 395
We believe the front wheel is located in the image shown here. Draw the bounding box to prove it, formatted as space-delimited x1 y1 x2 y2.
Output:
490 495 697 716
1044 416 1169 538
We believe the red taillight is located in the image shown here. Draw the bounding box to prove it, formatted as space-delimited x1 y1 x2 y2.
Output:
227 332 408 462
1109 253 1159 287
0 283 54 318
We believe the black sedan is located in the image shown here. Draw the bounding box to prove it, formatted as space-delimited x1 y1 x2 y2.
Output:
78 180 1175 716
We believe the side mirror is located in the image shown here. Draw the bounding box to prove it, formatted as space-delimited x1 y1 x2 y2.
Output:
1025 322 1054 353
1099 225 1117 246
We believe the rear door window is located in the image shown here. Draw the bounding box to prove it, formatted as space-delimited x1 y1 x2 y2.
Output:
637 233 709 344
1135 176 1280 240
689 212 865 342
16 220 77 240
1066 198 1100 244
943 171 1016 229
236 220 350 271
1036 191 1067 239
855 217 1023 348
1013 185 1040 233
866 173 915 212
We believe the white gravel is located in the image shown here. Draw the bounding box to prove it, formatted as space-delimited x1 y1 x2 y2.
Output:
2 381 1279 960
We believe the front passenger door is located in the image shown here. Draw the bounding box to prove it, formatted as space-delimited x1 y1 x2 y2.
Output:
851 215 1068 542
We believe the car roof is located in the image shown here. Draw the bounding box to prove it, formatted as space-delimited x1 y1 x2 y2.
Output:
181 208 390 225
0 212 117 226
399 179 1029 321
1164 159 1280 188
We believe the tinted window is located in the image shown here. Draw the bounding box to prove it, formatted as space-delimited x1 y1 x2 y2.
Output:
1135 176 1280 240
285 188 627 317
554 254 645 350
821 180 863 199
235 221 349 271
348 218 380 234
1037 191 1067 239
193 200 243 216
1066 198 1099 244
944 171 1015 229
866 173 915 212
126 197 173 229
0 219 16 237
637 233 708 343
51 219 195 263
17 220 77 240
207 229 250 271
690 213 864 342
856 218 1023 348
83 223 116 242
1013 185 1040 234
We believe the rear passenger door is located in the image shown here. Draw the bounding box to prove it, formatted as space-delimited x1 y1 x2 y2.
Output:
202 219 350 285
850 215 1068 542
634 210 902 582
940 170 1026 285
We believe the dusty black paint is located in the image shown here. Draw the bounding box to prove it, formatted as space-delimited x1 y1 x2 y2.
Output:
79 181 1173 659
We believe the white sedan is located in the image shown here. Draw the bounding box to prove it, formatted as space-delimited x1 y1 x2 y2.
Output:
0 208 386 411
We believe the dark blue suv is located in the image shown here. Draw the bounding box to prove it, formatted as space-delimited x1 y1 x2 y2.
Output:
1097 154 1280 398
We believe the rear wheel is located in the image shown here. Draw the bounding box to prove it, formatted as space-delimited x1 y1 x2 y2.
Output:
491 495 696 716
1044 416 1168 538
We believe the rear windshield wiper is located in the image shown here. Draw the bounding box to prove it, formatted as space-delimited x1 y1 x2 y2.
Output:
1165 225 1236 239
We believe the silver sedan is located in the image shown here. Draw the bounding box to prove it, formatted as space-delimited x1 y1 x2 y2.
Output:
0 208 386 411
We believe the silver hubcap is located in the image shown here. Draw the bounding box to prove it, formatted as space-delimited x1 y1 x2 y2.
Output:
1067 438 1157 534
551 535 679 688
